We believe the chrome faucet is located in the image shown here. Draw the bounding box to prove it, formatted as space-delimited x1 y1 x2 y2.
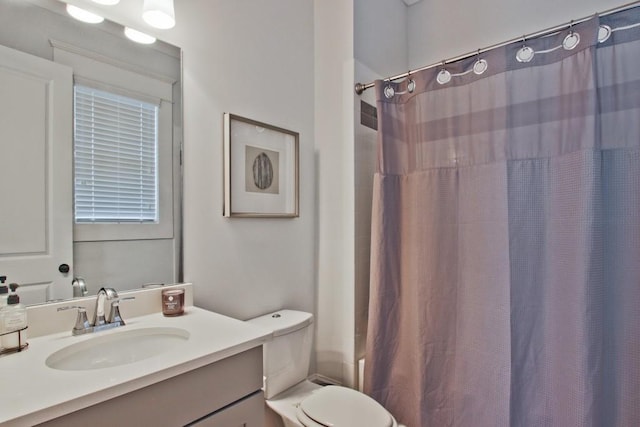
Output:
71 277 88 298
58 287 134 336
93 287 119 326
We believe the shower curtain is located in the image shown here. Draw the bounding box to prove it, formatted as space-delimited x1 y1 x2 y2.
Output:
364 9 639 427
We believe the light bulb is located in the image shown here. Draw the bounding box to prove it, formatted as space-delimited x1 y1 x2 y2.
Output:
124 27 156 44
142 0 175 29
91 0 120 5
66 4 104 24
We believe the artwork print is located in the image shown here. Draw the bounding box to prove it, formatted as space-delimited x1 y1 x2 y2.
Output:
245 146 279 195
223 113 299 217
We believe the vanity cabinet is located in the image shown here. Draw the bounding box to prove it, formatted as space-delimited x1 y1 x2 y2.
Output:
38 346 264 427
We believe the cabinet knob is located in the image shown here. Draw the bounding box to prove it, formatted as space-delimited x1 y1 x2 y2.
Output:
58 263 70 274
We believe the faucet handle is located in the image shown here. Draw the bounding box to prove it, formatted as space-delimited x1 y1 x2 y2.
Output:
109 297 135 326
57 305 92 335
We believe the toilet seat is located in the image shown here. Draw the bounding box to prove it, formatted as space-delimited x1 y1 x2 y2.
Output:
295 385 394 427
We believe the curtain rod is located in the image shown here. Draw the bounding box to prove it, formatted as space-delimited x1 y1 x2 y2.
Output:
354 0 640 95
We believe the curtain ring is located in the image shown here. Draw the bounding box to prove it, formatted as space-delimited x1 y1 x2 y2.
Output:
598 24 612 43
383 79 395 99
473 49 488 75
516 35 535 63
563 20 580 50
437 61 451 85
406 70 416 93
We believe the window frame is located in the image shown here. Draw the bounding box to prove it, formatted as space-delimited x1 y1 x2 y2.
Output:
54 47 174 242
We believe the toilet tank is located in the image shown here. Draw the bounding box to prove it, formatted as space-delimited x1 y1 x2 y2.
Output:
248 310 313 399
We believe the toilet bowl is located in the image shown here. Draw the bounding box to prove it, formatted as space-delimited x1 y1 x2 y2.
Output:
248 310 400 427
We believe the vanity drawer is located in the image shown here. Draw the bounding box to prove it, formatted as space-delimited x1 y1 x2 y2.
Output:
188 390 264 427
38 345 264 427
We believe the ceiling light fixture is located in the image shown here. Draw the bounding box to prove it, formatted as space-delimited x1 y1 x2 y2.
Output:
142 0 175 29
66 4 104 24
124 27 157 44
91 0 121 5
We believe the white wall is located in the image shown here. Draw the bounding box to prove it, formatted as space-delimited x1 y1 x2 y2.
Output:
173 0 316 321
313 0 408 387
355 0 408 77
407 0 629 69
314 0 356 386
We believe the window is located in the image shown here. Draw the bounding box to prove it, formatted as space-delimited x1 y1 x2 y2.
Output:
74 84 159 224
54 46 175 242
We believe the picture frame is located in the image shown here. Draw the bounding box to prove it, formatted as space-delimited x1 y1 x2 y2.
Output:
223 113 299 218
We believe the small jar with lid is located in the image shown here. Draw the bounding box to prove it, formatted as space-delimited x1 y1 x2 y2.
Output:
162 288 185 316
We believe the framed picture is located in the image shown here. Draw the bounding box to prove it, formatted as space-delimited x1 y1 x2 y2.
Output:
223 113 299 217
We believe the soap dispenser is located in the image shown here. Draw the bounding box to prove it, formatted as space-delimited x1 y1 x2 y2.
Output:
1 283 28 350
0 276 8 308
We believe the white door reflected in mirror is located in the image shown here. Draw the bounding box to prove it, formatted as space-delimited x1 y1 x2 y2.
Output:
0 44 73 304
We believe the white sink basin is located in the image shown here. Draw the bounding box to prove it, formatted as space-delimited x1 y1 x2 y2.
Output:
45 327 190 371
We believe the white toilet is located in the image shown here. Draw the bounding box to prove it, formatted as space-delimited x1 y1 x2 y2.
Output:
248 310 400 427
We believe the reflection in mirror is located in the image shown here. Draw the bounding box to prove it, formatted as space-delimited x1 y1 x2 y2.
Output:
0 0 182 305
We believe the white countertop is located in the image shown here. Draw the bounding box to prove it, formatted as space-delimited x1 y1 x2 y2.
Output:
0 307 272 426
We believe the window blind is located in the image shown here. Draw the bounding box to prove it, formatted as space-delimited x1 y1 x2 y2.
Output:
74 84 159 223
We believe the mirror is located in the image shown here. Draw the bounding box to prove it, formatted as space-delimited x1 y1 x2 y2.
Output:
0 0 182 304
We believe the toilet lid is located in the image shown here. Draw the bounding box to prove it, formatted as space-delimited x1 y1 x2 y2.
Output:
297 385 393 427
